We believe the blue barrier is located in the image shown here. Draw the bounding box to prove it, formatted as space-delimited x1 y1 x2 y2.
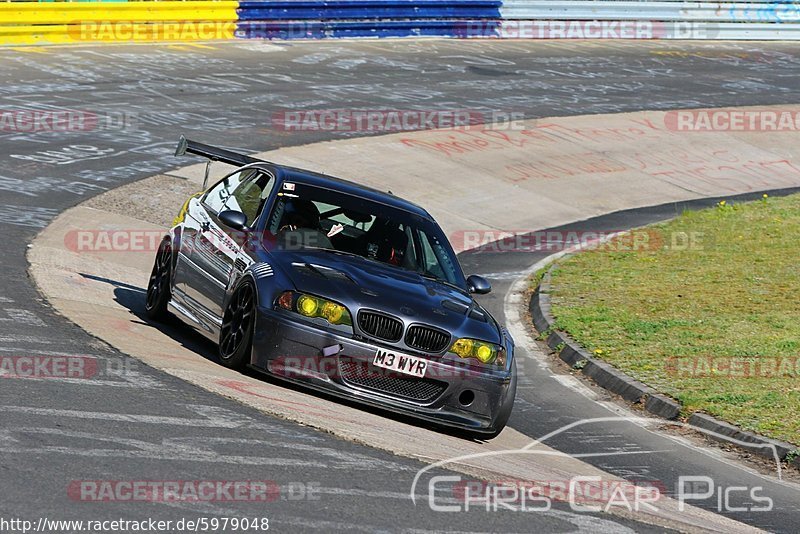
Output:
238 1 501 21
236 0 501 39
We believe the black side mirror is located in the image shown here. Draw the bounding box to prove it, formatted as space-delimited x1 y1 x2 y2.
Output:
218 209 248 231
466 275 491 295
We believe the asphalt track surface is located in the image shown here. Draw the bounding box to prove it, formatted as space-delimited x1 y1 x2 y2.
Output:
2 40 800 532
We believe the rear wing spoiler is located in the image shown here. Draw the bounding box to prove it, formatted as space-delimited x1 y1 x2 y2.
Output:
174 135 265 167
174 135 268 188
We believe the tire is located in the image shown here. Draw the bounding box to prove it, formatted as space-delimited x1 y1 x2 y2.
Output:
145 238 172 321
219 281 256 369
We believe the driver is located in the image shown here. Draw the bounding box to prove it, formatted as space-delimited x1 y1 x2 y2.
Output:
279 198 320 232
277 198 333 250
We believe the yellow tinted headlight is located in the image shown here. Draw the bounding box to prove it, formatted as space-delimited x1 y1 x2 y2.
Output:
297 295 318 317
450 338 502 365
476 344 494 363
321 301 346 323
451 338 474 358
280 292 352 326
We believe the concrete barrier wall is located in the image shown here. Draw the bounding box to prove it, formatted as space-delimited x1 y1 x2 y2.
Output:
1 0 798 46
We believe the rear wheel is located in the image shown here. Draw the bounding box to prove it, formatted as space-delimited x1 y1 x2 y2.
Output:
219 281 256 369
145 239 172 321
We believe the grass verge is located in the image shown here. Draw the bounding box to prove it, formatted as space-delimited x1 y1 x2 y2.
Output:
547 193 799 445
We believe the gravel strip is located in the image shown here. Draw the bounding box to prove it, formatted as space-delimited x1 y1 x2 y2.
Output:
83 174 201 228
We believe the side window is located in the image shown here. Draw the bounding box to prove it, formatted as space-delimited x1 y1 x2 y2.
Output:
202 169 250 214
419 232 439 272
224 171 275 226
419 231 457 283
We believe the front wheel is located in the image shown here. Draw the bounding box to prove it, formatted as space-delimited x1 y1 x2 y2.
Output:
145 238 172 321
219 281 256 369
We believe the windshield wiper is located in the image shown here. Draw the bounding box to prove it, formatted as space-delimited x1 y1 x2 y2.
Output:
418 272 465 292
315 248 368 260
303 262 326 277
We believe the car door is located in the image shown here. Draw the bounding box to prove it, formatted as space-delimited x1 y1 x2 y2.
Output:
180 168 274 325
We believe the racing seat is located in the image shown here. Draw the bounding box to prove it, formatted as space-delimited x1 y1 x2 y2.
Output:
277 199 333 250
376 227 410 268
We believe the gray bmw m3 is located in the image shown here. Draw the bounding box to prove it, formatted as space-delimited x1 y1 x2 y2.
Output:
145 137 517 438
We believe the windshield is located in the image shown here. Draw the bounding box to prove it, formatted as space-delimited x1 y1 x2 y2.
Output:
265 180 466 289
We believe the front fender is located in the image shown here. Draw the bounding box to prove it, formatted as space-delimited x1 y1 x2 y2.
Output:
225 259 293 313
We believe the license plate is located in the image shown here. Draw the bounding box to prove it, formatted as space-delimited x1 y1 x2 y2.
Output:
373 349 428 378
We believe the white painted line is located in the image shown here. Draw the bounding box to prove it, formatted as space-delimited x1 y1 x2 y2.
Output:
0 405 251 428
0 376 155 388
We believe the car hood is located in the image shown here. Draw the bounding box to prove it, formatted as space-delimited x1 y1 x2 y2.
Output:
272 249 500 342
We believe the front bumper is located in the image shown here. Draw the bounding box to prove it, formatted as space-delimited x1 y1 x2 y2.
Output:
251 306 515 433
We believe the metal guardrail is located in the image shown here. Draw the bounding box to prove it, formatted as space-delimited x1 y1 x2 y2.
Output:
498 0 800 39
0 1 238 46
501 0 800 23
688 21 800 38
236 19 502 39
494 19 800 39
0 1 237 25
1 0 799 45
